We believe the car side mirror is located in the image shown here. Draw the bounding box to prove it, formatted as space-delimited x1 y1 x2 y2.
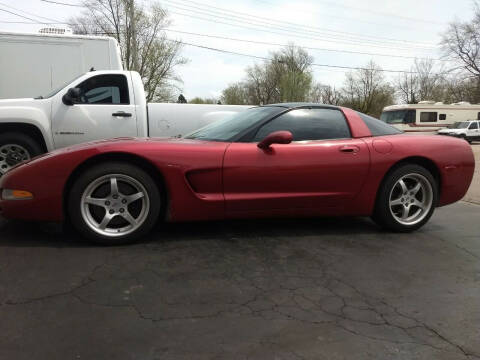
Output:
257 130 293 150
62 87 81 105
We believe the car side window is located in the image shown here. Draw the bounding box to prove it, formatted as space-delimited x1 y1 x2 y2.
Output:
253 108 351 142
76 74 129 104
470 122 479 129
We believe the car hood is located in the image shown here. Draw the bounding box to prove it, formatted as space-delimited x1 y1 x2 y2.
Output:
0 98 37 106
439 128 466 133
28 136 221 162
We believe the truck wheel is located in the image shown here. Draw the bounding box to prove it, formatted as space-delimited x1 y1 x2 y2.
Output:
459 134 471 143
68 162 161 245
0 132 43 175
371 164 438 232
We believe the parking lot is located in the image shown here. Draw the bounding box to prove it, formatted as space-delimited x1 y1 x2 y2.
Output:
0 146 479 360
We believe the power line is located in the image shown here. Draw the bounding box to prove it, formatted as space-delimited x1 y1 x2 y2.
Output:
166 0 435 47
165 29 447 62
39 0 83 7
0 17 445 63
0 7 45 23
163 0 436 50
258 0 443 26
166 8 436 52
252 0 423 31
166 38 426 74
0 2 62 23
0 5 440 74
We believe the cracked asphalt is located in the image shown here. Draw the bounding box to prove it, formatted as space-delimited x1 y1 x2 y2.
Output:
0 201 479 360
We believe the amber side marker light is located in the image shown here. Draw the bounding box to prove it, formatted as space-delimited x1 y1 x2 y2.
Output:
1 189 34 200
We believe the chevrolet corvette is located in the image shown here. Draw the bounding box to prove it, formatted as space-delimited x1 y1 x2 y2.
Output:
0 103 475 244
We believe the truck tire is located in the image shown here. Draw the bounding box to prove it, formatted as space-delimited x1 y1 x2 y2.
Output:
459 134 471 144
0 132 43 175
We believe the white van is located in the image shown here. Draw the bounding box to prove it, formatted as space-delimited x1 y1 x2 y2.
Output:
380 101 480 133
0 31 122 99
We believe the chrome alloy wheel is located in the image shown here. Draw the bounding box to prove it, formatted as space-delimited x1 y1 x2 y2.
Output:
80 174 150 238
0 144 31 175
389 173 433 226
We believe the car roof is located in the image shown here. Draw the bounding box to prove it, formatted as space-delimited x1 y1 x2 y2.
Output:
262 102 341 110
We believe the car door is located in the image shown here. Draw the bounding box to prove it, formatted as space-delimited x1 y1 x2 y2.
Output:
51 73 138 148
223 107 370 214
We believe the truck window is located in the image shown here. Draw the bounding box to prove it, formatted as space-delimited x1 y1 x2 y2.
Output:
439 114 446 120
76 74 129 104
420 112 437 122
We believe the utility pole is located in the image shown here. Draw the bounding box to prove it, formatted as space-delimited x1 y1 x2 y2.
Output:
129 0 138 71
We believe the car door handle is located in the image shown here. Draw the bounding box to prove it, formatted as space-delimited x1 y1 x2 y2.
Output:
339 145 360 153
112 111 132 117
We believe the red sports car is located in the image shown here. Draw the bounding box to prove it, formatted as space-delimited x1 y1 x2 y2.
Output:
0 104 475 244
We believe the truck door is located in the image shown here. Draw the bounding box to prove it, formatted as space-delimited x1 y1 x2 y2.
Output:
51 73 138 148
468 121 480 140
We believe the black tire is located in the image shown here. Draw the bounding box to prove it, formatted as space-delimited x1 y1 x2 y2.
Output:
0 132 43 174
68 162 161 245
459 134 471 144
371 164 438 232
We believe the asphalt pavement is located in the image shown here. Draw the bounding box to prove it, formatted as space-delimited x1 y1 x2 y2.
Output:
0 201 479 360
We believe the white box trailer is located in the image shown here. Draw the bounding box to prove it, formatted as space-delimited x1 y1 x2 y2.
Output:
0 31 122 99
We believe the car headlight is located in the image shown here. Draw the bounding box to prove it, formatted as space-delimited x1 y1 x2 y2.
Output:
1 189 34 200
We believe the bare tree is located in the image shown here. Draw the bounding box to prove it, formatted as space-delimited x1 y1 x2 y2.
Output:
441 1 480 102
342 61 394 117
309 83 342 105
70 0 187 102
396 59 446 104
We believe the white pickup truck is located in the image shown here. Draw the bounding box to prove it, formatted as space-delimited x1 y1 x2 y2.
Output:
0 70 249 174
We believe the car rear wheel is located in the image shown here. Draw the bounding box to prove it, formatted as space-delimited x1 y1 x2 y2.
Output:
0 132 43 176
68 162 161 245
372 164 437 232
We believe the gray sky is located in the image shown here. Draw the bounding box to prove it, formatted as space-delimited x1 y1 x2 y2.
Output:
0 0 474 100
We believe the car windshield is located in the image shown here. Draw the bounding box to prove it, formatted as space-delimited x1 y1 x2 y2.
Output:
380 110 407 124
450 121 470 129
35 73 85 99
184 106 285 141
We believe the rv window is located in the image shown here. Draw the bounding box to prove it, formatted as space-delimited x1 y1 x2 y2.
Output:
420 112 437 122
439 114 446 120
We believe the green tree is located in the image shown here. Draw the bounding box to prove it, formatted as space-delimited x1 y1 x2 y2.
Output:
70 0 187 102
221 83 248 105
222 44 314 105
188 97 217 104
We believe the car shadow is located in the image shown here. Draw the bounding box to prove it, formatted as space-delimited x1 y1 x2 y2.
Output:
0 215 386 248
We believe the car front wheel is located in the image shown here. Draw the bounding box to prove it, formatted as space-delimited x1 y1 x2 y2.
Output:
372 164 437 232
68 162 161 245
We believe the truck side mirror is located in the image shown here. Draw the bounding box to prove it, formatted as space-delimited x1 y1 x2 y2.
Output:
62 87 81 105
